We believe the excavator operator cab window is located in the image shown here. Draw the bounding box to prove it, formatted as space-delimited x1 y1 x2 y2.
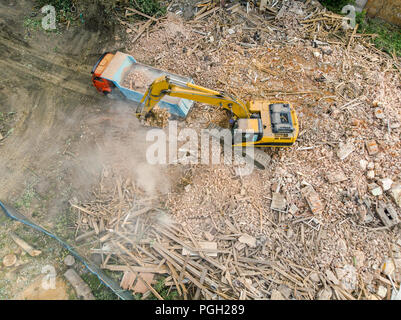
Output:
233 130 258 144
232 118 263 144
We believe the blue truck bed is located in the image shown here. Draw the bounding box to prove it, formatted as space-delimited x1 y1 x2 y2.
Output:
100 51 194 118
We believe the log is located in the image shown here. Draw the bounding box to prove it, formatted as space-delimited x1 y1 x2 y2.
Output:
64 269 95 300
9 232 41 257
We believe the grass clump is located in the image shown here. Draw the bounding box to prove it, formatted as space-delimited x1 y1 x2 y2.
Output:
319 0 355 13
319 1 401 57
356 11 401 57
129 0 167 18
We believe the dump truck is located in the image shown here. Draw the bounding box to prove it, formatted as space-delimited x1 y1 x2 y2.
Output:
91 51 195 118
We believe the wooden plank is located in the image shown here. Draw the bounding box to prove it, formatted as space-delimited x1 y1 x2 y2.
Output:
70 203 99 216
194 7 220 21
125 7 158 21
103 264 168 274
152 243 219 291
194 269 208 300
166 261 183 296
137 274 162 299
113 241 145 267
120 271 136 290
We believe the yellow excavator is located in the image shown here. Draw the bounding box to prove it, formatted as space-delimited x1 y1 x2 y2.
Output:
136 75 299 169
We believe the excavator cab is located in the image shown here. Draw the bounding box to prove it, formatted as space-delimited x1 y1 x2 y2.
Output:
231 100 298 147
232 118 263 144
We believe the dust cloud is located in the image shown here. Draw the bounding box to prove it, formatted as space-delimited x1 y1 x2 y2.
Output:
69 101 170 199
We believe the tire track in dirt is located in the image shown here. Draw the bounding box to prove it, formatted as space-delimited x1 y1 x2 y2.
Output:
0 1 116 219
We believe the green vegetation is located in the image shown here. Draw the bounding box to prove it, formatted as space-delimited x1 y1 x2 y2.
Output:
54 207 76 240
23 17 42 30
35 0 73 12
14 185 37 210
129 0 167 18
80 272 118 300
320 0 355 13
320 1 401 57
356 12 401 57
0 111 16 137
34 0 166 17
34 0 76 26
148 277 179 300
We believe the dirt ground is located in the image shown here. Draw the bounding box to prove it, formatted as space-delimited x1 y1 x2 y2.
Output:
0 0 131 299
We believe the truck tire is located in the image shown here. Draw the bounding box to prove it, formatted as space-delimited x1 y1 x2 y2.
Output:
104 87 125 100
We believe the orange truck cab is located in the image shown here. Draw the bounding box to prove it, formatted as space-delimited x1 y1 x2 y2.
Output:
91 52 114 95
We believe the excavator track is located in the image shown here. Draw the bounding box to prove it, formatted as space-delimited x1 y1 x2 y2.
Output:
206 123 271 170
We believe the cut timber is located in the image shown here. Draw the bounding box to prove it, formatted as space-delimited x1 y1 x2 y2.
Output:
194 7 220 21
120 271 137 290
75 230 96 242
131 19 154 44
103 264 168 274
301 185 324 215
3 254 17 267
133 273 155 294
271 192 287 211
182 241 218 257
9 232 41 257
64 269 95 300
64 255 75 267
366 140 379 155
125 7 158 21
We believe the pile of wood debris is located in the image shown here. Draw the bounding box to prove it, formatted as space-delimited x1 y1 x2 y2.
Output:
122 71 153 90
71 0 401 300
143 106 170 128
71 168 296 300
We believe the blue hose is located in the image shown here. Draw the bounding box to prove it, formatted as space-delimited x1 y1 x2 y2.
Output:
0 200 133 300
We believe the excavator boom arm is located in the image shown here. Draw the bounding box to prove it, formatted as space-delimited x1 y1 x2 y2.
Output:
137 76 251 119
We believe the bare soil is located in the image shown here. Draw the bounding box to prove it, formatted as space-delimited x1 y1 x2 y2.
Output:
0 0 128 299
